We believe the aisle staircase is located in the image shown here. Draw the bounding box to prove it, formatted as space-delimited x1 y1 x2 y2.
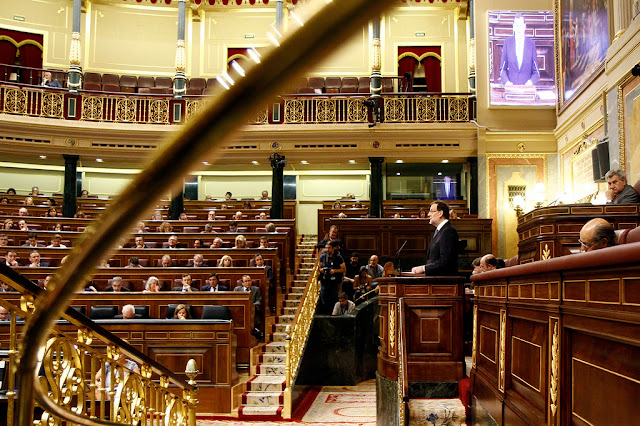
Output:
238 234 318 418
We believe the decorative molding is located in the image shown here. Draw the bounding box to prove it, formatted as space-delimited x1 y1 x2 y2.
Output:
617 73 635 172
498 308 506 393
549 318 560 424
541 243 552 260
471 304 477 369
389 301 396 358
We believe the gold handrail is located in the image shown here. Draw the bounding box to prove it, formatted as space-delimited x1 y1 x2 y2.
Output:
16 0 394 424
398 298 409 425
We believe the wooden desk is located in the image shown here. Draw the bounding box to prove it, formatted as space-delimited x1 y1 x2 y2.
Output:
377 276 466 383
516 203 640 263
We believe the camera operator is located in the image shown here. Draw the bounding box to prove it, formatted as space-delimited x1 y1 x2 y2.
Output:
318 240 346 314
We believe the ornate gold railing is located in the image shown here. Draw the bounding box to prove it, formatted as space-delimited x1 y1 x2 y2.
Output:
397 299 408 425
9 0 393 424
81 94 171 124
283 96 369 123
0 84 64 118
0 264 198 425
282 258 321 419
383 94 472 122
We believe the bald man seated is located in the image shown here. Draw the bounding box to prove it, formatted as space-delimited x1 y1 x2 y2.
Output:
579 218 616 252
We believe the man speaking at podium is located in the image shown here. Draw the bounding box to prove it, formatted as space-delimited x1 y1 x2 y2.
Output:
411 201 459 275
499 13 540 87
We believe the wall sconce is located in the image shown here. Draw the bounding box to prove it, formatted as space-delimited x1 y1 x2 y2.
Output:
512 195 526 217
534 182 546 209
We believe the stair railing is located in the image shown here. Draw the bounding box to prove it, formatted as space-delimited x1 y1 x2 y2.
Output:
398 298 409 425
0 263 198 425
283 258 321 419
9 0 393 423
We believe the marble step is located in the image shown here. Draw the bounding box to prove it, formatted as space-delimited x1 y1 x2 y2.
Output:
272 323 289 333
277 315 295 324
281 307 297 316
259 352 286 364
247 375 286 392
264 341 286 353
284 299 300 307
286 292 303 300
257 363 286 376
238 405 283 418
291 288 306 294
270 332 288 342
242 391 284 406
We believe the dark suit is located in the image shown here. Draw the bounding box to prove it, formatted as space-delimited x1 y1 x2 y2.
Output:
104 286 131 292
499 36 540 86
201 284 229 292
30 262 50 267
611 185 640 204
424 221 459 275
172 286 198 292
233 285 262 307
187 262 209 267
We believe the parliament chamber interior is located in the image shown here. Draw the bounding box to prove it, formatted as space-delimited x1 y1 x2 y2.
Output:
0 0 639 424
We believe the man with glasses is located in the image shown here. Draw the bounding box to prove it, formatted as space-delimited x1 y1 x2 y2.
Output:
579 218 616 252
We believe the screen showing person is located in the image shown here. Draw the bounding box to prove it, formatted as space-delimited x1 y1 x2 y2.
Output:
488 11 556 106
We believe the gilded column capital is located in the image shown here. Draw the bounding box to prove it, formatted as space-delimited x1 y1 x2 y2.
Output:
371 38 381 71
68 32 81 66
175 40 186 73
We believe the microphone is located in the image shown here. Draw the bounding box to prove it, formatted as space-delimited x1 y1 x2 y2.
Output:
395 240 408 273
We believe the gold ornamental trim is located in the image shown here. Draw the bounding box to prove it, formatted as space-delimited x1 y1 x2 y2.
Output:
389 301 397 357
471 304 478 368
68 32 81 66
175 40 187 73
498 309 506 393
541 243 552 260
549 319 560 422
371 38 381 71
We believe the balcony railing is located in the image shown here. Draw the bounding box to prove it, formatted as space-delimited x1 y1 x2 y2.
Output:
0 83 476 126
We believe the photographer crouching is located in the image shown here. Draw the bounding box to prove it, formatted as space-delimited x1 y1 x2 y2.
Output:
317 240 346 314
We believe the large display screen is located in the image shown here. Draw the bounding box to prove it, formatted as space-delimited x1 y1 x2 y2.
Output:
488 11 556 106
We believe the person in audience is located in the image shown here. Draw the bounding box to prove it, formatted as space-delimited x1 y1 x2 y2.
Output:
41 275 52 289
202 273 228 292
224 192 233 201
24 197 34 206
260 190 270 200
354 202 363 208
234 274 262 337
411 201 459 276
258 212 267 220
18 207 29 216
134 221 146 233
98 259 111 268
3 219 13 230
158 222 173 233
318 240 346 314
234 235 247 249
60 255 69 265
47 234 66 248
472 257 482 275
179 213 188 221
28 250 49 267
204 195 213 201
6 188 16 195
265 222 276 233
0 234 8 247
220 255 234 267
191 239 203 249
480 254 498 272
342 251 360 300
105 277 130 292
0 197 7 205
167 235 179 249
338 212 347 218
259 236 269 249
220 204 228 210
254 253 274 284
417 208 428 219
333 292 355 315
0 306 8 320
114 238 126 249
173 273 197 292
41 71 62 88
134 235 148 249
353 266 374 301
228 220 239 233
392 213 401 218
125 257 143 268
94 346 140 400
579 218 616 252
22 232 44 248
18 220 29 231
122 304 136 319
318 225 339 249
0 281 12 292
80 189 89 198
207 210 216 221
234 211 243 221
189 254 207 267
160 255 173 267
211 237 224 248
202 223 215 234
4 250 18 267
242 201 252 209
332 201 342 209
605 169 640 204
53 223 63 232
152 211 163 221
366 255 384 279
144 276 160 293
449 209 459 219
173 304 190 320
46 207 58 217
74 211 86 218
44 197 56 206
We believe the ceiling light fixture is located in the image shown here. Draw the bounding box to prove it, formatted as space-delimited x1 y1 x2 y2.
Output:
396 160 403 163
441 159 449 163
349 160 356 164
300 160 308 164
96 158 103 163
39 155 47 159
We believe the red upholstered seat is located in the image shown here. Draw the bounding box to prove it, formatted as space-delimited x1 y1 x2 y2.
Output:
382 77 394 93
137 76 155 88
138 87 151 94
297 87 315 94
102 84 120 93
102 73 120 86
308 77 325 91
83 82 101 91
325 77 341 93
155 77 173 89
84 72 101 85
186 87 202 95
342 77 358 88
189 78 206 90
340 85 358 93
149 87 171 94
504 255 519 267
120 75 137 93
206 78 217 88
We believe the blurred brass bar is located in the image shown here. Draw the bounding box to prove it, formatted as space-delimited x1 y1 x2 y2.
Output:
7 309 16 425
15 0 393 424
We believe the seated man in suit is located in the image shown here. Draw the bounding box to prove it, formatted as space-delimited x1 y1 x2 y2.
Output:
234 274 263 338
122 304 136 320
605 169 640 204
4 250 18 267
173 273 197 292
579 218 616 252
22 232 44 248
411 201 459 275
188 254 208 267
202 273 228 292
28 250 50 268
105 276 130 292
134 235 149 249
253 253 274 284
480 254 498 272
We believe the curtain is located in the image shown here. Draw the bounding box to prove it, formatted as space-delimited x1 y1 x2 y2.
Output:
397 46 441 92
